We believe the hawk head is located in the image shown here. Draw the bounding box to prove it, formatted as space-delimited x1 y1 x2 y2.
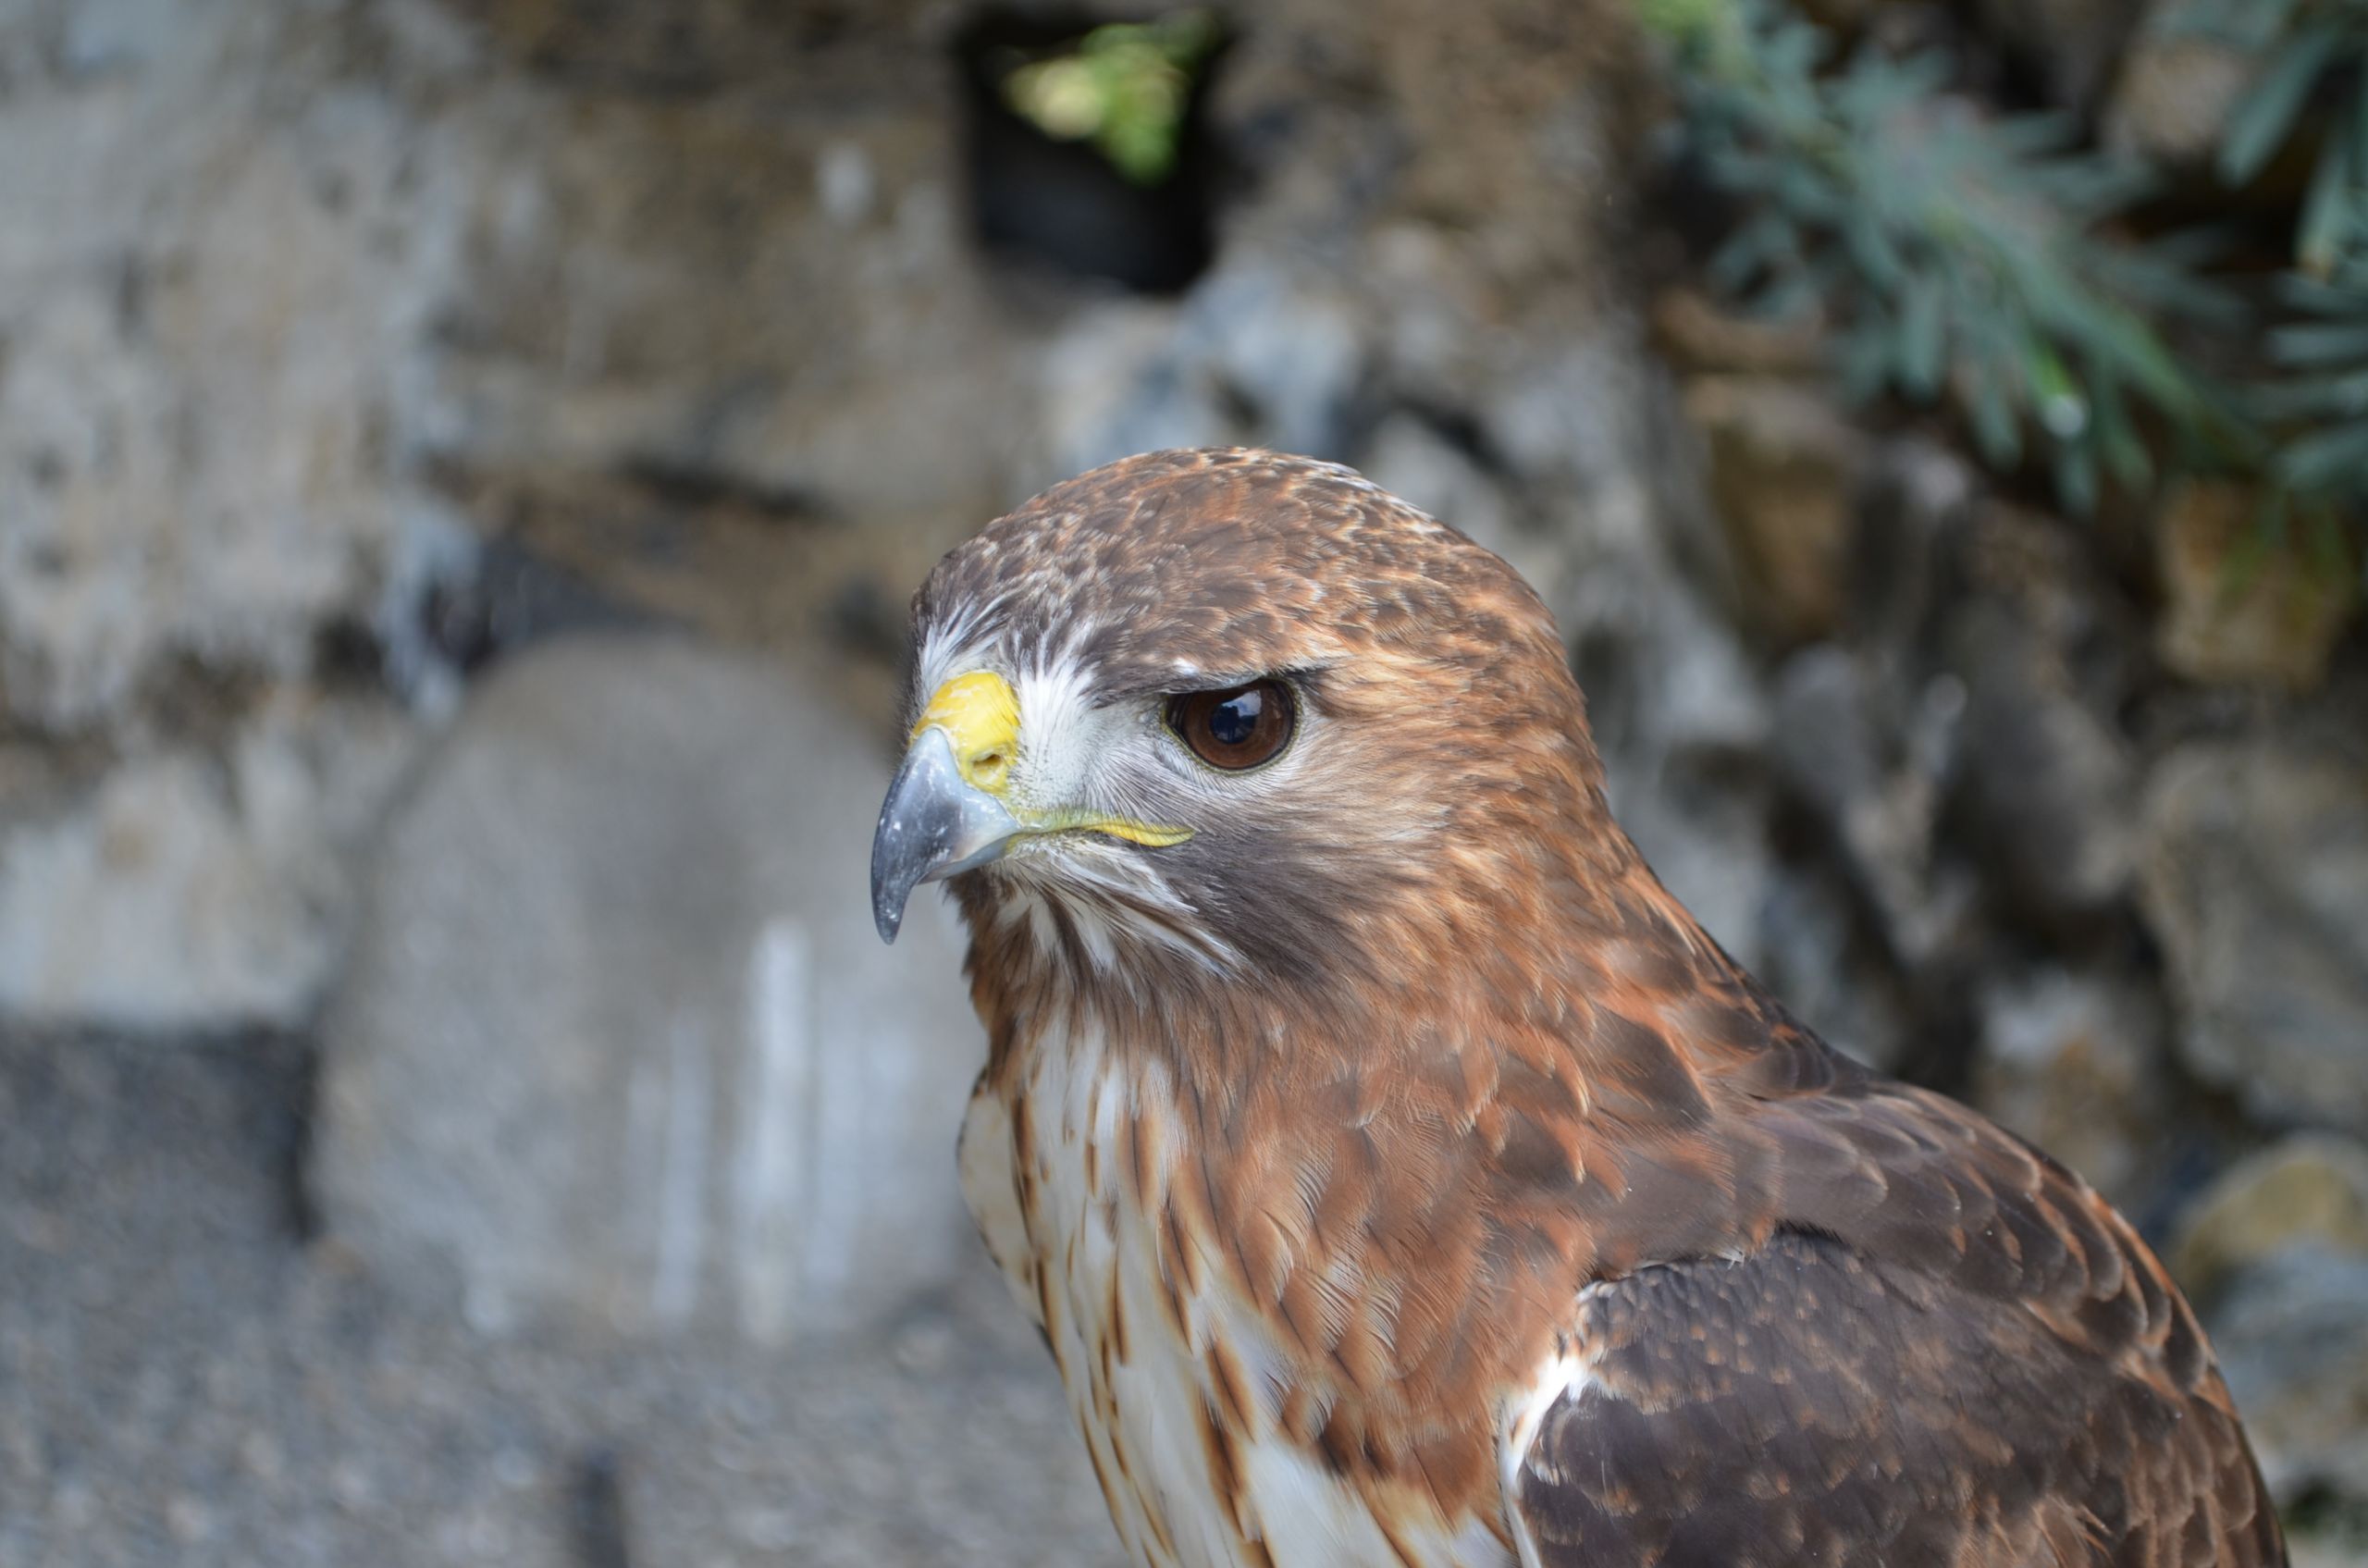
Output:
870 448 1623 994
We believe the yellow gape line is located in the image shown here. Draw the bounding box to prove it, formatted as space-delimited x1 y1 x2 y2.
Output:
914 670 1022 794
1043 809 1194 848
910 669 1194 849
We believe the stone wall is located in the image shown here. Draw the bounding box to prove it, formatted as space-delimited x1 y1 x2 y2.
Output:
2 0 1695 1328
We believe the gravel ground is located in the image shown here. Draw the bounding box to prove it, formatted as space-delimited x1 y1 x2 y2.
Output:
0 1031 1122 1568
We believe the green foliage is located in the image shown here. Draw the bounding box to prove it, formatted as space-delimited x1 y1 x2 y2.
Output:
2169 0 2368 547
2259 227 2368 510
1640 0 2245 515
2172 0 2368 277
1639 0 2368 552
1000 12 1221 186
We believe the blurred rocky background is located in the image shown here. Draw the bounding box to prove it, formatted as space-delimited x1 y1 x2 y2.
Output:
1 0 2364 1562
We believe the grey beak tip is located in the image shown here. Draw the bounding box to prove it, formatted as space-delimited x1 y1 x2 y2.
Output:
870 725 1018 950
870 809 913 945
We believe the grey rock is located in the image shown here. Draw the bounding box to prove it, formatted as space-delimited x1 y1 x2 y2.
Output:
0 0 462 731
1758 861 1909 1073
1918 504 2147 927
1770 646 1969 965
1031 262 1365 493
1190 264 1363 461
1612 741 1777 978
1771 647 1893 839
317 636 986 1346
2176 1116 2368 1518
1846 438 1976 668
1946 598 2137 920
0 692 419 1030
1363 223 1504 407
1971 965 2167 1214
2140 735 2368 1137
426 69 1029 527
1033 301 1246 490
2175 1134 2368 1303
1480 331 1669 533
2208 1246 2368 1504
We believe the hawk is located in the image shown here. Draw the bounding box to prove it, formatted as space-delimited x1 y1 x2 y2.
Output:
869 449 2284 1568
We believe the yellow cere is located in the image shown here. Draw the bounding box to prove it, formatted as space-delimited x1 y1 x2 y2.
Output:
910 669 1194 849
915 670 1022 794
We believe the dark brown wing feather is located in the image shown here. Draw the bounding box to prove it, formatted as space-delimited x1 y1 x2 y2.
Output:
1513 1222 2285 1568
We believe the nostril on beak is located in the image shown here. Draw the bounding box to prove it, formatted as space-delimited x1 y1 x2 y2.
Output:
967 747 1011 791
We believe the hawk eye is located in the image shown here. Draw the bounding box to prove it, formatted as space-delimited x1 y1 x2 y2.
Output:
1166 680 1295 771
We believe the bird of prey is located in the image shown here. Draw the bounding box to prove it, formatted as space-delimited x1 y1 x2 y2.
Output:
869 448 2285 1568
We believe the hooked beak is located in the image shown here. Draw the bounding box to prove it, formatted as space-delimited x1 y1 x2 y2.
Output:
870 724 1022 945
870 666 1195 945
871 670 1026 944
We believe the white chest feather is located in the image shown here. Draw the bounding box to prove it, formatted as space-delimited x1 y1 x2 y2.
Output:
956 1022 1517 1568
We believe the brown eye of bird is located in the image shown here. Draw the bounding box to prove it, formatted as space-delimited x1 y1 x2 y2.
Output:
1166 680 1295 771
